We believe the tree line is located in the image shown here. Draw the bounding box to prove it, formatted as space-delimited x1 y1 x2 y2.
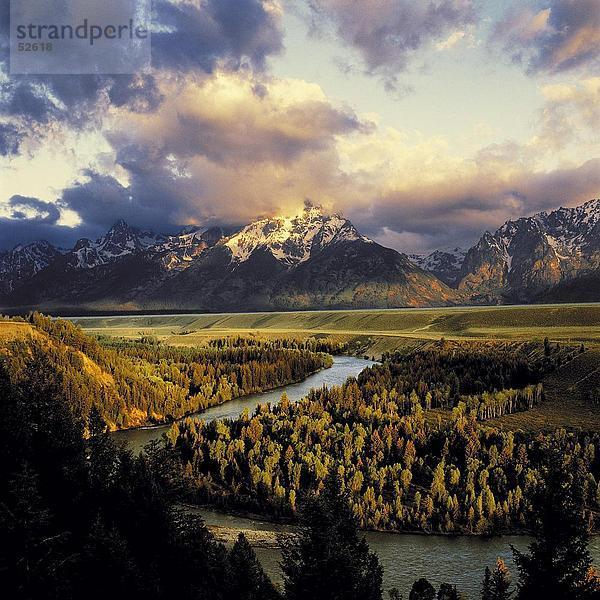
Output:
3 313 335 430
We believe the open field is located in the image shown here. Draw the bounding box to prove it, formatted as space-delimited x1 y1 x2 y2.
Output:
69 304 600 433
485 347 600 432
71 303 600 356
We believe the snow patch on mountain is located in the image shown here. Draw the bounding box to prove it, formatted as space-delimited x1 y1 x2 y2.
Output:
70 221 166 270
0 240 65 293
484 199 600 271
409 247 466 286
224 204 370 267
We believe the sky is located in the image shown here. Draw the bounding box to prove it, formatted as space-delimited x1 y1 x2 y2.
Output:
0 0 599 252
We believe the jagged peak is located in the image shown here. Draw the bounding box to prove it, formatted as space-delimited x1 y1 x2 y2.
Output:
223 204 368 266
108 219 132 232
581 198 600 214
8 239 54 253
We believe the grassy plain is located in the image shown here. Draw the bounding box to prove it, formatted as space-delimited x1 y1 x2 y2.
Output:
71 303 600 351
70 303 600 433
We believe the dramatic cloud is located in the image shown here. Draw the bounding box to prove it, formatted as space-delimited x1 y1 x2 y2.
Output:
306 0 477 84
493 0 600 74
0 195 76 249
0 0 283 156
2 1 599 254
63 73 371 228
48 70 600 253
108 74 368 164
358 159 600 251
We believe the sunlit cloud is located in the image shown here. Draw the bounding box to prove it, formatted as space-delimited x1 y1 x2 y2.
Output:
493 0 600 74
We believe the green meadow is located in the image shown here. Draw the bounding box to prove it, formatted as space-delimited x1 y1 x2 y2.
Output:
71 303 600 433
72 303 600 350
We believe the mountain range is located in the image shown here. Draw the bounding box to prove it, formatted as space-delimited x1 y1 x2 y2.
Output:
1 199 599 312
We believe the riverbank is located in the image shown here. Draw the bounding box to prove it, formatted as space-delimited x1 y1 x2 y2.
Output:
108 362 331 434
111 355 376 453
184 502 536 539
192 505 600 599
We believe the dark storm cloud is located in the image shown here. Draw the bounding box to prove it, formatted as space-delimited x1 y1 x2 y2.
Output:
60 171 158 231
306 0 476 79
152 0 282 72
107 75 165 113
8 195 61 223
0 169 192 250
0 219 79 250
353 158 600 253
0 195 75 250
493 0 600 74
0 0 283 156
0 122 25 155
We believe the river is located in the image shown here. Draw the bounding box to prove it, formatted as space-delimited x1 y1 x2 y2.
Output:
196 506 600 598
110 355 375 453
112 354 600 598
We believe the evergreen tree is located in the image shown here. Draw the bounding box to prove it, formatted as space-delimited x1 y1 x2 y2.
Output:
227 533 281 600
482 567 493 600
490 559 512 600
281 471 383 600
513 449 593 599
437 582 461 599
409 578 436 600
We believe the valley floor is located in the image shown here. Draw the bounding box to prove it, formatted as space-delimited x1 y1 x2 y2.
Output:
70 303 600 434
72 302 600 352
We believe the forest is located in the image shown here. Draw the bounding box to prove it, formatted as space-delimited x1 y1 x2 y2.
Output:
166 340 599 534
1 313 337 430
1 315 600 598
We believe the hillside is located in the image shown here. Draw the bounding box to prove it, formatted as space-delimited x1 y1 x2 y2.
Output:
0 314 335 431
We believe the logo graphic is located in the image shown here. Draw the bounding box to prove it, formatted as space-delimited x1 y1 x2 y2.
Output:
10 0 151 74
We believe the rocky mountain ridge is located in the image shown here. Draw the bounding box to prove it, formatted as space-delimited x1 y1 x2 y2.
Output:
1 199 599 310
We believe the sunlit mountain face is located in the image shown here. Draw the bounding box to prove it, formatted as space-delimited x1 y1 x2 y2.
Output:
1 198 599 311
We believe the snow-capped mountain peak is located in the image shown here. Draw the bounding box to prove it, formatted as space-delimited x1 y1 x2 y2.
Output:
0 239 65 293
409 247 467 286
224 204 370 267
458 199 600 300
69 222 166 270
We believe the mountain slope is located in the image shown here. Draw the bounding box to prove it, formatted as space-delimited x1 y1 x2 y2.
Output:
4 224 230 309
458 199 600 302
409 248 466 287
0 240 65 294
3 205 456 311
146 205 455 310
3 199 598 311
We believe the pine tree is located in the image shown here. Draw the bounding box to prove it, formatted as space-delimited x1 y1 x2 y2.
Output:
437 582 461 599
490 559 512 599
281 471 383 600
409 578 436 600
481 567 493 600
513 450 593 599
227 533 281 600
